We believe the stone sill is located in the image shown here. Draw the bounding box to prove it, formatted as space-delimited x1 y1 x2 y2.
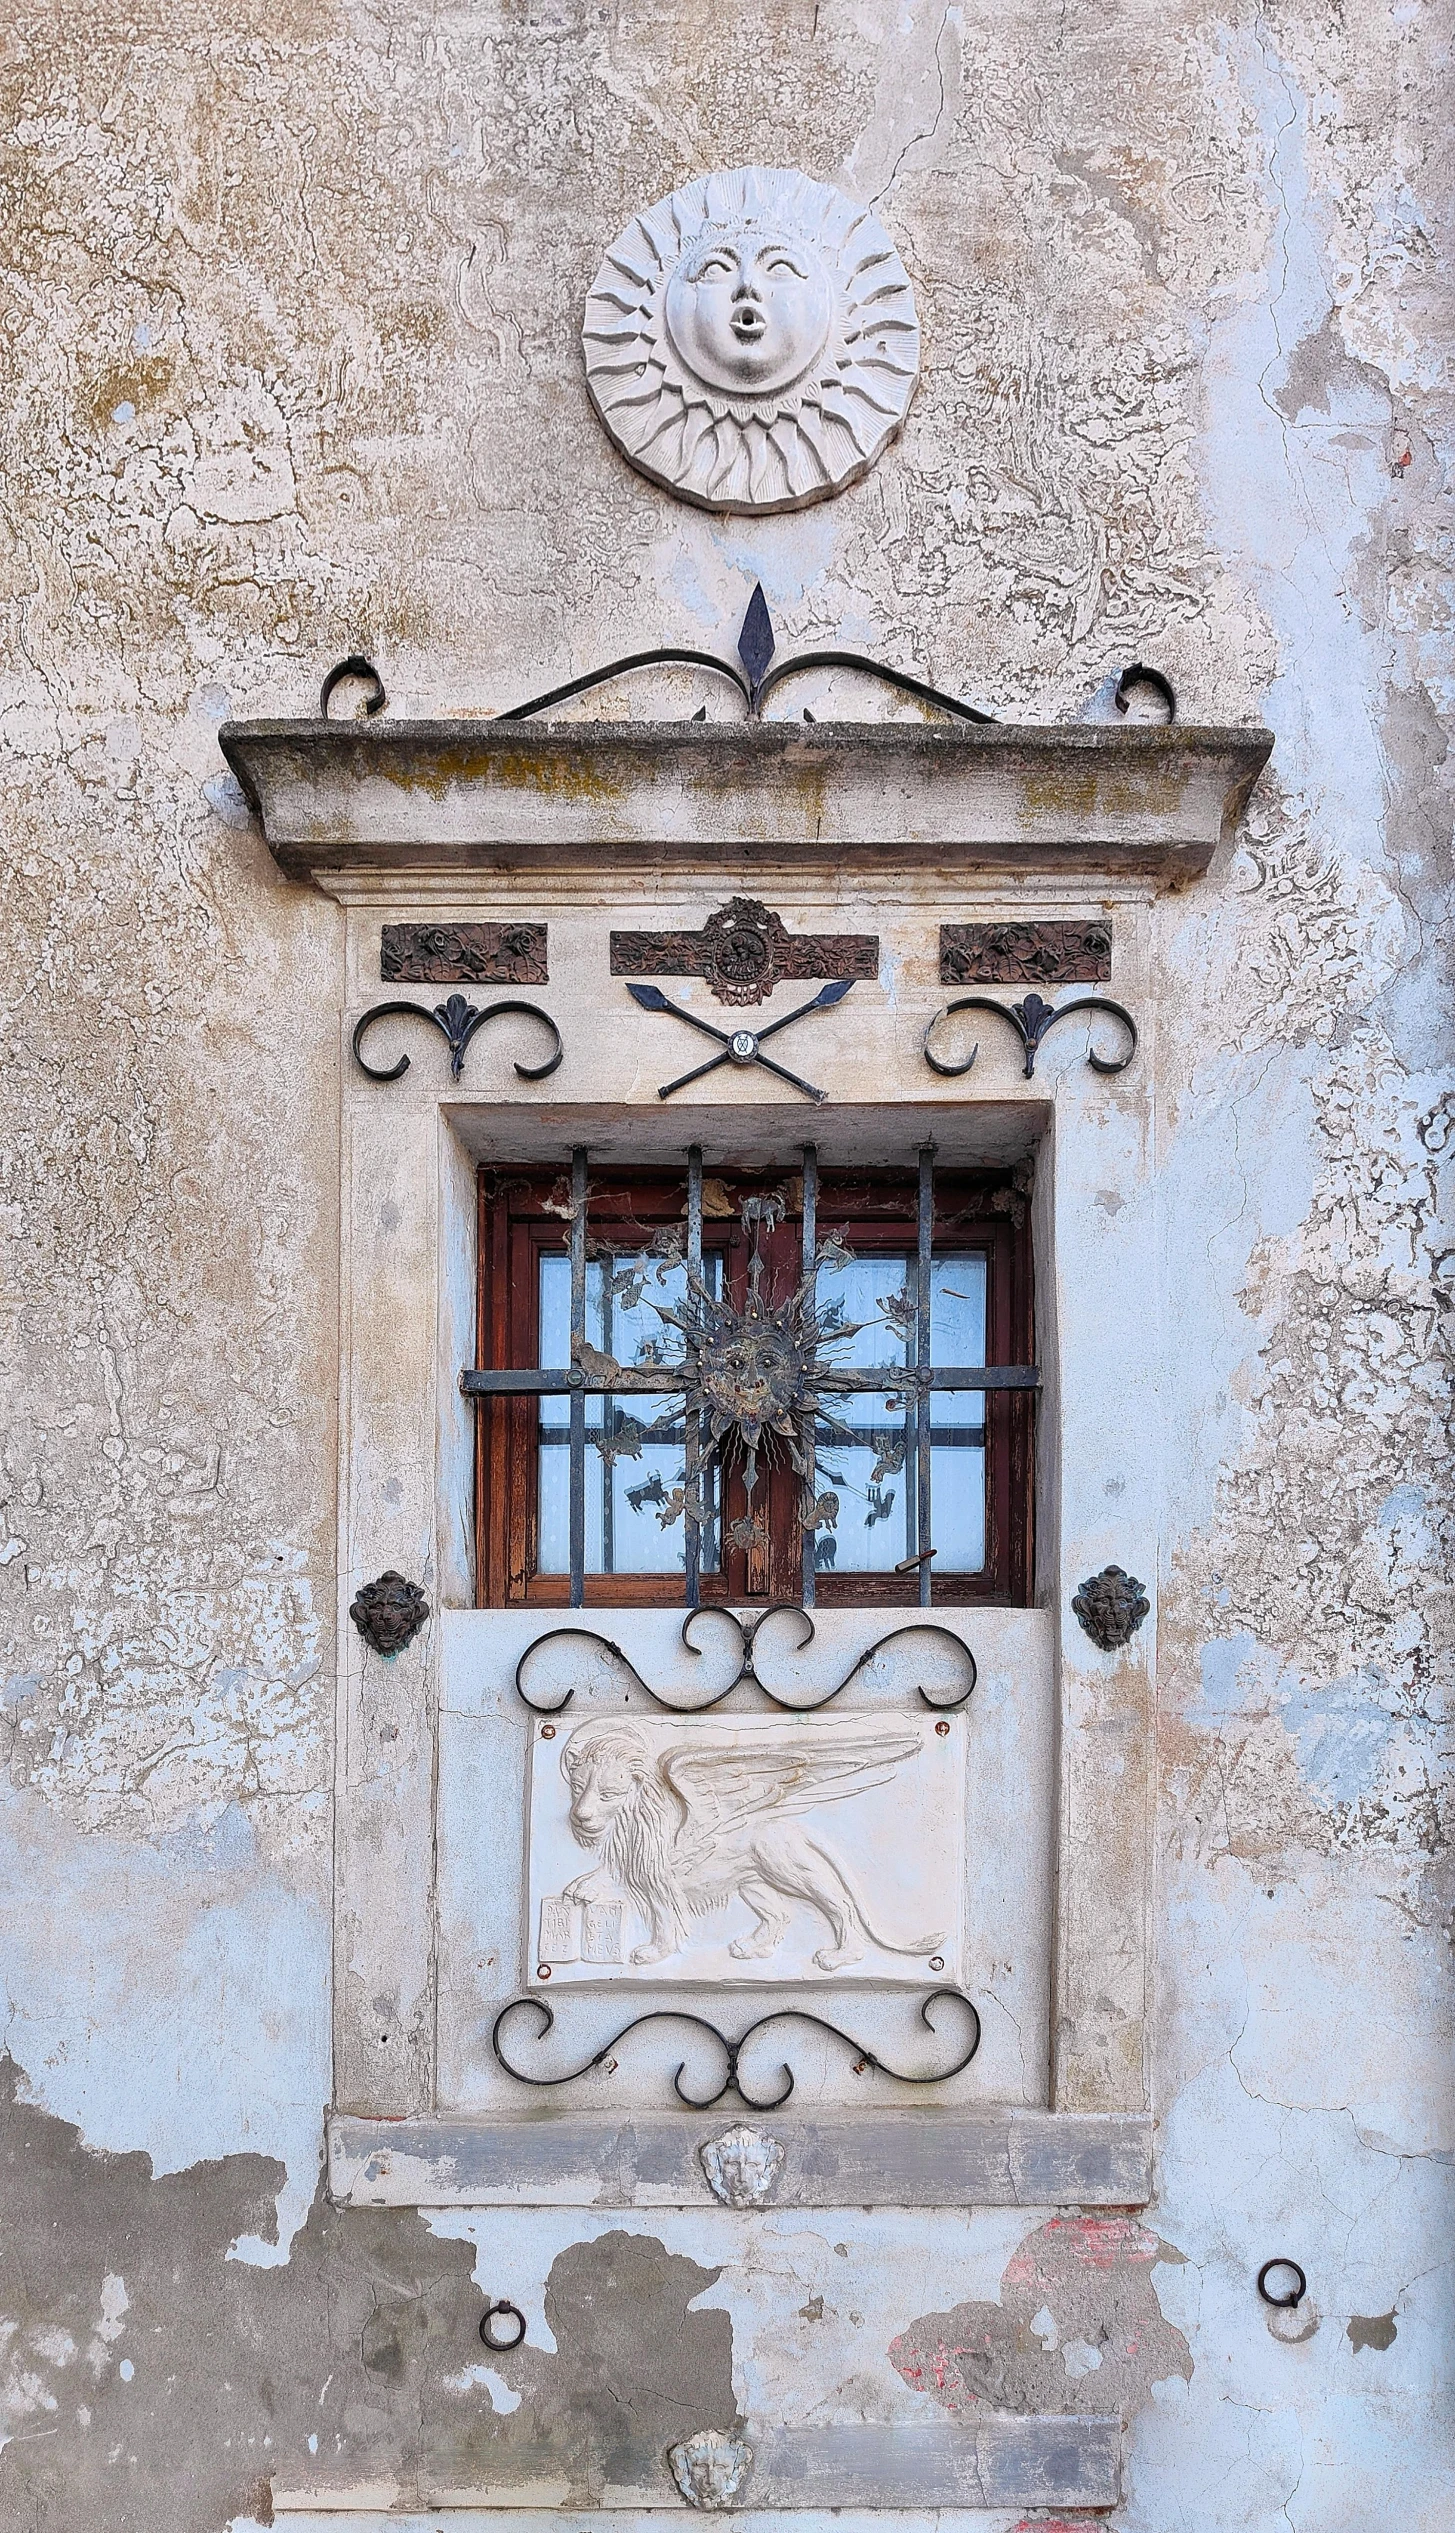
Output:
271 2413 1122 2511
327 2107 1153 2211
219 715 1272 886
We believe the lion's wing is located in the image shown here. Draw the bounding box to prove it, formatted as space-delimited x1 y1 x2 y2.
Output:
660 1728 924 1842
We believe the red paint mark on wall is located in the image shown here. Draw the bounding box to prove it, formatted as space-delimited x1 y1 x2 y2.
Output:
889 2216 1191 2421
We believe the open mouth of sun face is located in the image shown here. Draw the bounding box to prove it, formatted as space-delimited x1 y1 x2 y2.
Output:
730 304 767 342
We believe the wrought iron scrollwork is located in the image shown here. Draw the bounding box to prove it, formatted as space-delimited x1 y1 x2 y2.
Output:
318 609 1168 737
495 585 994 726
352 991 563 1085
492 1989 981 2110
754 649 993 724
514 1604 977 1718
497 644 754 724
923 989 1138 1082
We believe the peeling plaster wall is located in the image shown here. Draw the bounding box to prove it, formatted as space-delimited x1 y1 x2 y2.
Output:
0 4 1450 2530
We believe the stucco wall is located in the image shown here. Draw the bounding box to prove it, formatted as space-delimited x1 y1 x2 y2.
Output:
1 3 1450 2528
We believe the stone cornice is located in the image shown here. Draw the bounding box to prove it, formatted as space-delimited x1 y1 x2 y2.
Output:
218 716 1272 887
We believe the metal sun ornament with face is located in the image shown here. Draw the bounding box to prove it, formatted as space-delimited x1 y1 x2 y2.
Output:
649 1195 858 1517
583 166 921 512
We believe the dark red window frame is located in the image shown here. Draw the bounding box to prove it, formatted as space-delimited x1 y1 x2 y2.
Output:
475 1163 1033 1608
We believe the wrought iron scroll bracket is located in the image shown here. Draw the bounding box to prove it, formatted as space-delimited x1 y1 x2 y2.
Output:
513 1605 977 1718
491 1990 981 2111
923 990 1137 1082
352 992 563 1085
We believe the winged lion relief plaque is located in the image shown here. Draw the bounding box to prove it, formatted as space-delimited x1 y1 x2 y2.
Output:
527 1708 964 1989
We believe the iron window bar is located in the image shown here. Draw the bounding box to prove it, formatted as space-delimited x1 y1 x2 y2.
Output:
915 1143 934 1609
463 1144 1039 1610
684 1144 704 1610
801 1143 818 1609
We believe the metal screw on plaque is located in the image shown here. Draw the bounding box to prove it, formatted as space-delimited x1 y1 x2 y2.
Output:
929 1955 945 1972
540 1724 556 1740
935 1719 951 1737
537 1963 552 1980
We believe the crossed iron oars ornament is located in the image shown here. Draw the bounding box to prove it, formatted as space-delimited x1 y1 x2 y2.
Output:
626 976 854 1104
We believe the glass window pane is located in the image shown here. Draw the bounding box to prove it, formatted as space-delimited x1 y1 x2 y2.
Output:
810 1247 987 1578
928 1253 987 1573
537 1250 720 1576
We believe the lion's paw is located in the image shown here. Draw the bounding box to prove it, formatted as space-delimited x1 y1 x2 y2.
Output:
813 1942 864 1972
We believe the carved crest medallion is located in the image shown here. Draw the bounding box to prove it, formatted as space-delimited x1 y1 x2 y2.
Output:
612 896 878 1007
583 166 920 512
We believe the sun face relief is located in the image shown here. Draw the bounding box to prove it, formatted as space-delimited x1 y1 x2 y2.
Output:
583 165 920 512
663 230 835 398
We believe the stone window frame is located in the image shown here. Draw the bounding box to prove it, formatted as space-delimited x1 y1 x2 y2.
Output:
215 704 1272 2517
213 703 1276 2176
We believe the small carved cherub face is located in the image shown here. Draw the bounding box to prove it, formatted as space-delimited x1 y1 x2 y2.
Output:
665 227 834 396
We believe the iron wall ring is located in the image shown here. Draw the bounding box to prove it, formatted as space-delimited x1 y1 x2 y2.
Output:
1114 661 1176 722
320 654 387 718
1256 2258 1307 2310
479 2300 527 2351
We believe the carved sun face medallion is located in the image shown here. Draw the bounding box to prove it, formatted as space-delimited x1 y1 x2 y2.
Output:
583 165 920 512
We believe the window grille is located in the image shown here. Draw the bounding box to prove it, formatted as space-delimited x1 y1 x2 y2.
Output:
462 1145 1039 1609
